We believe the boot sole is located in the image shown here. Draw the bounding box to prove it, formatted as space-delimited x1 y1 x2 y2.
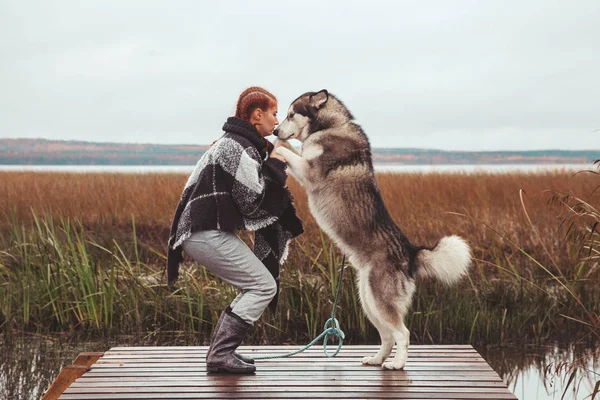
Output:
207 365 256 374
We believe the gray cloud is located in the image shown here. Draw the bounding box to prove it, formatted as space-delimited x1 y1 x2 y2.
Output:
1 0 598 150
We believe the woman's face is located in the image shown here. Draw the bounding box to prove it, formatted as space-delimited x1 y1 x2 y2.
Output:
255 103 279 137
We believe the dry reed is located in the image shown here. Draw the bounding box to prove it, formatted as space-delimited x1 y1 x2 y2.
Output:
0 170 598 345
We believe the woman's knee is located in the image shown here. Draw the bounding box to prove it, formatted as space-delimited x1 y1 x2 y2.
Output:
262 276 277 300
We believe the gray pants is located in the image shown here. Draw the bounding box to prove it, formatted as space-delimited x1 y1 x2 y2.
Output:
181 230 277 325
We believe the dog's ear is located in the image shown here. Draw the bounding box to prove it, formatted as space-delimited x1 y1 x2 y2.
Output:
310 90 328 109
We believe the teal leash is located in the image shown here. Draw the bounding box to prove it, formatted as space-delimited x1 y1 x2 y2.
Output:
253 255 347 360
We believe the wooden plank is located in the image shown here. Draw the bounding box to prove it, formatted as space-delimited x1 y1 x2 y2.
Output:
73 352 104 367
104 347 478 350
64 386 512 393
103 354 482 359
82 370 502 378
102 352 481 357
43 352 104 399
108 345 476 350
42 366 90 400
104 347 464 350
82 367 496 375
92 362 490 367
81 366 497 374
70 380 507 388
89 363 492 369
97 353 484 358
97 358 486 364
92 356 488 364
94 360 488 366
104 348 479 354
60 393 517 400
99 353 484 359
75 374 503 382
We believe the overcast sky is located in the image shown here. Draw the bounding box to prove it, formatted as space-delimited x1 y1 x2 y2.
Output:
1 0 599 150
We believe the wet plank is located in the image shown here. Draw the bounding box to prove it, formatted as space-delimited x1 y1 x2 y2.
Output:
57 345 517 399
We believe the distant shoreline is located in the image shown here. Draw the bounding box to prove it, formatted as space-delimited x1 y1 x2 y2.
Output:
1 138 597 166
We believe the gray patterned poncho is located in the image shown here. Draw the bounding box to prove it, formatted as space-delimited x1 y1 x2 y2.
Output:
166 117 304 311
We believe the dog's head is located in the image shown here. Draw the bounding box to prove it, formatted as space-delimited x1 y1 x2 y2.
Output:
274 90 353 142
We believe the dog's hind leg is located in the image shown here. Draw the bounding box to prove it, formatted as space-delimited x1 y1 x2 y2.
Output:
362 327 394 366
381 320 410 370
364 268 414 370
357 272 394 366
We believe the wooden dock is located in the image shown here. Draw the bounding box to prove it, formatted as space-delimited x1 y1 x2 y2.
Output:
45 345 517 399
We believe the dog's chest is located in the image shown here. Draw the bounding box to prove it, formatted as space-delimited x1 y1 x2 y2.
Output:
307 195 333 233
307 190 355 253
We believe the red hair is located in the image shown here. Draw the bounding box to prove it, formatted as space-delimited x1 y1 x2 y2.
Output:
235 86 277 121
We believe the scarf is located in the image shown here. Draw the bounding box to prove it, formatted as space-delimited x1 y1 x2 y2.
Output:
167 117 304 311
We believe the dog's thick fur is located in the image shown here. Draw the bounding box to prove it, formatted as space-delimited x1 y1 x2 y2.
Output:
274 90 472 370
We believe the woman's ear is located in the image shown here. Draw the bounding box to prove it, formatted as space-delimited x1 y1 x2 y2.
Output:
253 108 263 121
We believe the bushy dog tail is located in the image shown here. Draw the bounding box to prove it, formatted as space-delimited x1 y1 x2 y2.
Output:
415 235 471 285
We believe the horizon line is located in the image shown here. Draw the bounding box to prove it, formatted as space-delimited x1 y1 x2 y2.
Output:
1 137 598 153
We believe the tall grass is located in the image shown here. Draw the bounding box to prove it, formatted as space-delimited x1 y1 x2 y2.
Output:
0 168 599 346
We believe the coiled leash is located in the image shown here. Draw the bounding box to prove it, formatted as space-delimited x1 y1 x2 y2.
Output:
253 255 347 360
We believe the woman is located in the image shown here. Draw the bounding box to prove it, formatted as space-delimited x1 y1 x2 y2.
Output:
166 87 303 374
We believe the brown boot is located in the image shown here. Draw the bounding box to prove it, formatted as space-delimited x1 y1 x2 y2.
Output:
206 308 254 364
206 311 256 374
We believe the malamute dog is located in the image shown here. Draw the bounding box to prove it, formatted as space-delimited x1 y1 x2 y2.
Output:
273 90 472 370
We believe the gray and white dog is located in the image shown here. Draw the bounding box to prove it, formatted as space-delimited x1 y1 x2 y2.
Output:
273 90 472 370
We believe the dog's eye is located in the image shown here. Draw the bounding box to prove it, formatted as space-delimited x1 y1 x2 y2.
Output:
289 112 295 118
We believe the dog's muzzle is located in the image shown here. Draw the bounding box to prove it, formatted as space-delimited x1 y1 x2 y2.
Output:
273 128 280 137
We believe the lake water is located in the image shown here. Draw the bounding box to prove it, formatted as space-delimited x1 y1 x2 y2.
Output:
0 163 594 174
1 334 597 400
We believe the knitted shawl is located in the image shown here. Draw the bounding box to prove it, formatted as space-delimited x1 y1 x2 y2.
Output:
166 117 304 311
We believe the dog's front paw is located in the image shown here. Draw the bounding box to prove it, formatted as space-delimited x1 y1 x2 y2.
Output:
274 139 300 155
382 360 406 370
274 146 287 159
274 138 292 150
362 356 383 366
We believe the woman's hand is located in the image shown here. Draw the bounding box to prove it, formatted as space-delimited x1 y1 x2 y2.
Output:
270 148 287 163
274 138 300 155
271 140 288 163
